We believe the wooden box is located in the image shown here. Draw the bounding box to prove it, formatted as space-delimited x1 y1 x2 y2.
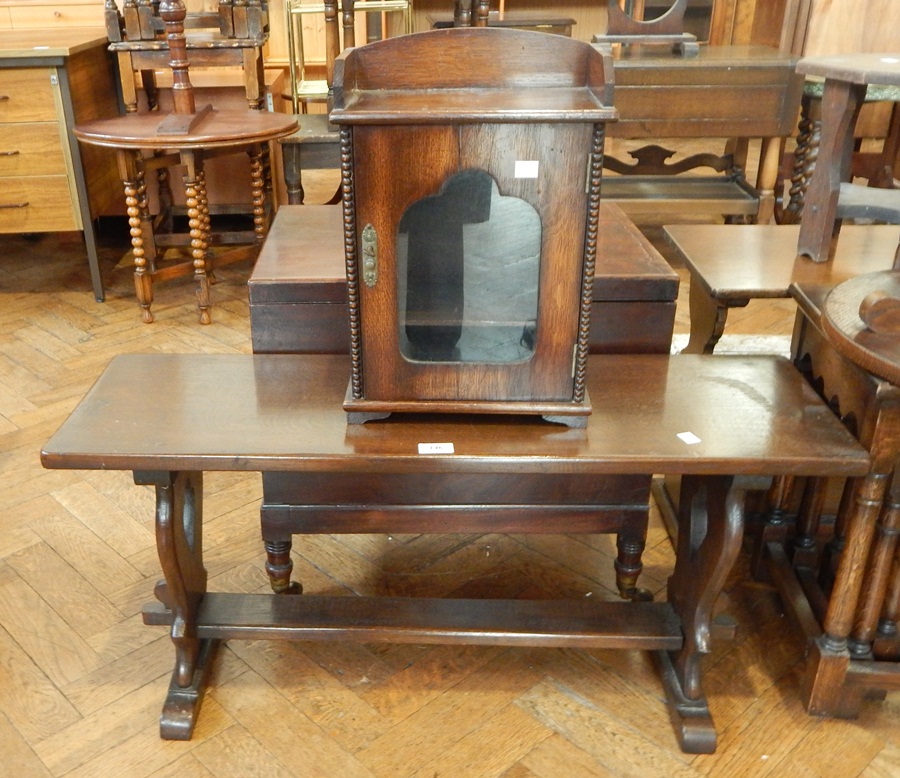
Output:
249 203 678 356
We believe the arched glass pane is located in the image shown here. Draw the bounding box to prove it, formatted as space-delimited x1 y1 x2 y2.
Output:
397 169 542 363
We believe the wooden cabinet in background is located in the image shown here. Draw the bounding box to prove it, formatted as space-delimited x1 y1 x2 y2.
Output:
0 29 120 301
0 1 105 29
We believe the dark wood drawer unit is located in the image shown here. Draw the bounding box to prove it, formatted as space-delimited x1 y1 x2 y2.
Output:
249 203 678 355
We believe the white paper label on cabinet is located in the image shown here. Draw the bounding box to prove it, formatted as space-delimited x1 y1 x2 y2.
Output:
514 160 539 179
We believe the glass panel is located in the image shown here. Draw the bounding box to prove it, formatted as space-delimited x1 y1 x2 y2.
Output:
397 169 541 364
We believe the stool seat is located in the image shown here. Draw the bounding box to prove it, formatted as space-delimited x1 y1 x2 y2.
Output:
799 53 900 88
803 77 900 104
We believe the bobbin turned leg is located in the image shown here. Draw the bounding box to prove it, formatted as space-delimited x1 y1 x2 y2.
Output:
182 150 212 325
803 473 888 716
119 149 156 324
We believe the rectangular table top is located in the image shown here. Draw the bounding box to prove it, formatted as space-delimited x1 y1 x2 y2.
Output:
665 223 900 300
0 29 108 61
41 353 868 478
607 44 803 138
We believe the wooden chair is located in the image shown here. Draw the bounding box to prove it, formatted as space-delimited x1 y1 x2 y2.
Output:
105 0 270 112
76 0 298 323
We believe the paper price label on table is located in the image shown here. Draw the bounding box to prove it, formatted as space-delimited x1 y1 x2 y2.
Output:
418 442 455 455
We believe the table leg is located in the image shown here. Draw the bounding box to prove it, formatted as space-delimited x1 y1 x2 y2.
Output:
118 150 156 324
615 524 651 601
852 469 900 656
137 470 218 740
875 471 900 657
264 538 303 594
781 91 819 225
803 472 888 716
280 143 304 205
683 279 748 354
182 151 212 325
657 474 745 754
250 143 268 242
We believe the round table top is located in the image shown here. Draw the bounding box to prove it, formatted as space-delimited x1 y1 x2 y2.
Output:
822 270 900 386
74 108 299 149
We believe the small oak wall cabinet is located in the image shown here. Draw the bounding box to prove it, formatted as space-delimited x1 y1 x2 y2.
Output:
0 28 120 301
330 28 616 425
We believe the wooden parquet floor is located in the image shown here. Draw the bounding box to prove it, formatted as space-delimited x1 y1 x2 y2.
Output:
2 198 900 777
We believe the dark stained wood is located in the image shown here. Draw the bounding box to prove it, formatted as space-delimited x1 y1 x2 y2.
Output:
73 109 298 149
759 281 900 719
329 29 615 423
796 54 900 262
41 353 868 478
331 28 616 121
605 0 689 36
665 223 900 354
594 0 698 55
823 271 900 383
248 203 678 355
604 43 803 222
41 351 868 751
145 592 684 649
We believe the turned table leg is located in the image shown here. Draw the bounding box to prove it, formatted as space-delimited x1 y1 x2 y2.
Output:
118 149 157 324
264 538 303 594
802 472 888 716
137 470 218 740
875 471 900 657
181 150 212 325
249 143 268 242
615 524 651 602
656 474 748 754
781 90 820 225
281 143 305 205
754 136 783 224
853 469 900 657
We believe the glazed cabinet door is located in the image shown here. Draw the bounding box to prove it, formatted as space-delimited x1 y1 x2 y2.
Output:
350 121 593 404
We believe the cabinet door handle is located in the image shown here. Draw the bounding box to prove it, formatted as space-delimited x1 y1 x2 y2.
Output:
0 95 9 102
0 150 20 156
0 202 28 209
